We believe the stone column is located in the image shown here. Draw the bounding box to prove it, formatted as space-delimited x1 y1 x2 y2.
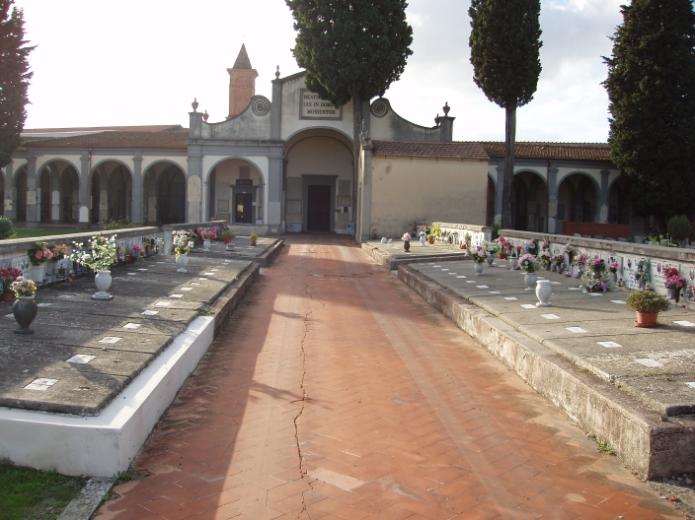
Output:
267 155 283 231
99 177 109 223
357 141 373 241
51 188 60 222
78 153 92 224
270 77 282 141
131 155 143 224
546 166 559 233
599 170 610 223
3 163 15 219
187 151 203 223
492 166 503 227
25 155 38 223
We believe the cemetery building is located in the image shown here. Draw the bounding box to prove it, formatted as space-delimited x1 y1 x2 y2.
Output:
1 45 628 240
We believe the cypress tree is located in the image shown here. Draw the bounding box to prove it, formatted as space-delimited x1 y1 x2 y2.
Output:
604 0 695 221
0 0 33 168
469 0 542 229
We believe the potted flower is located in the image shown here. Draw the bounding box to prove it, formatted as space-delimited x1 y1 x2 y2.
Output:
172 231 193 273
470 246 486 275
626 290 669 328
485 244 498 266
26 241 53 283
401 232 412 252
69 235 118 300
496 235 510 259
1 267 23 303
663 267 686 303
518 253 539 289
197 227 217 251
539 251 552 271
221 228 235 250
11 277 38 334
249 231 258 247
552 254 565 274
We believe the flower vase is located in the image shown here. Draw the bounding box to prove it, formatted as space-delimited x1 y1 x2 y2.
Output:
92 270 113 300
29 264 46 284
634 311 658 328
225 241 234 251
13 296 37 334
474 262 484 276
486 253 495 267
203 239 211 252
535 280 553 307
176 253 189 273
524 272 537 290
419 235 426 246
403 240 410 252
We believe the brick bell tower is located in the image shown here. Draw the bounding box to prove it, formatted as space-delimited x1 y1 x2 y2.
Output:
227 44 258 119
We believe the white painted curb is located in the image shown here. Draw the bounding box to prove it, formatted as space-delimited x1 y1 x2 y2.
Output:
0 316 215 477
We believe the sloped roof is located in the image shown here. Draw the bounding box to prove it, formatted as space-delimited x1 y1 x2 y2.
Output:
233 44 253 69
481 142 611 162
371 140 489 160
21 128 188 150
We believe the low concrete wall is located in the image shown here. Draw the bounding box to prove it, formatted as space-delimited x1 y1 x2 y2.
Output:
434 222 491 248
398 265 695 479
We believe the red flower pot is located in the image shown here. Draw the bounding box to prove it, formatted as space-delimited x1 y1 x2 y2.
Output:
634 311 658 328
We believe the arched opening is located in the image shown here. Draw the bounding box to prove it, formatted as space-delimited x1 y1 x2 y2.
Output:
284 129 353 233
511 171 547 232
14 165 27 222
558 173 598 224
608 175 631 225
486 176 495 226
207 159 264 224
39 160 80 224
144 162 186 225
91 161 132 224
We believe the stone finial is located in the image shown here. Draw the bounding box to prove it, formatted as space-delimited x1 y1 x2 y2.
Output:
434 113 441 125
191 98 199 112
203 110 209 122
275 65 280 79
443 102 450 116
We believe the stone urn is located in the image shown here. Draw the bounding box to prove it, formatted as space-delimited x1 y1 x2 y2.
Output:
535 279 553 307
524 272 538 290
92 270 113 300
13 296 37 334
176 253 189 273
474 262 484 275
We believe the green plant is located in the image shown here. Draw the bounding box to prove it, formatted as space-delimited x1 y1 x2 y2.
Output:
431 223 442 237
667 215 691 243
0 217 14 239
595 438 617 456
626 290 670 313
490 223 500 240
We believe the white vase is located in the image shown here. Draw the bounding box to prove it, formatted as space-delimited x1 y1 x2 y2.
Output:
535 279 553 307
203 239 211 252
419 236 426 246
524 272 537 290
474 262 484 275
92 270 113 300
29 264 46 284
176 253 189 273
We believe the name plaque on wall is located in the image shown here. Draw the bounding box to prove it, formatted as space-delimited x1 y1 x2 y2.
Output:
300 89 342 120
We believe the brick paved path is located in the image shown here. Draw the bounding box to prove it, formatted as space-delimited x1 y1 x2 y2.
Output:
96 237 683 520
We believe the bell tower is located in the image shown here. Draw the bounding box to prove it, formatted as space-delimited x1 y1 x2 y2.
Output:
227 44 258 119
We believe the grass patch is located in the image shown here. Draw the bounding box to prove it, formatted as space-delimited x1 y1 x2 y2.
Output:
9 228 80 239
0 463 84 520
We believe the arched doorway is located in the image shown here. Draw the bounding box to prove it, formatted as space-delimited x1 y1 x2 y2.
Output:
207 159 264 224
284 129 353 233
91 161 132 223
511 171 548 232
558 173 598 223
39 160 80 224
14 165 27 222
144 162 186 224
608 175 631 224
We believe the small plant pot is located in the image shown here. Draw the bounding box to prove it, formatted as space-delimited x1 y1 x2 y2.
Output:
473 262 484 275
13 296 37 334
250 238 257 247
634 311 658 328
92 270 113 300
403 240 410 252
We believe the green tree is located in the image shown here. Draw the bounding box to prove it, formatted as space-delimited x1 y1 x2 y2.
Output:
604 0 695 221
286 0 412 226
469 0 542 229
0 0 33 168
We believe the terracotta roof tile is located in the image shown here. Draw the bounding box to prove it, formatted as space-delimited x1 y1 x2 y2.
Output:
480 142 611 162
371 140 489 160
21 129 188 150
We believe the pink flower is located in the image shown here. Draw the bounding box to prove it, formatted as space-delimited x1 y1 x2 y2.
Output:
34 251 43 260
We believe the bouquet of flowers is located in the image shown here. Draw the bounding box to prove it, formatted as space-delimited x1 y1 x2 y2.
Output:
173 231 193 257
664 267 686 290
221 228 235 244
131 244 144 257
11 277 37 297
470 246 486 263
608 260 619 274
69 235 118 272
517 253 538 273
1 267 23 295
525 239 539 255
51 244 70 260
196 227 218 241
580 272 609 293
539 251 552 270
401 232 412 241
552 254 565 272
27 242 54 265
590 258 606 274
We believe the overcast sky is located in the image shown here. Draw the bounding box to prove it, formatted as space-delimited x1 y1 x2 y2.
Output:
15 0 623 143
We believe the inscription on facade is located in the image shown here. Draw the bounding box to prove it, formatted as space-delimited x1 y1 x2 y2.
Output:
300 89 342 120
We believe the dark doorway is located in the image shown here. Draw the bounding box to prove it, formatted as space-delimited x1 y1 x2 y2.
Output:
235 192 253 223
307 185 331 232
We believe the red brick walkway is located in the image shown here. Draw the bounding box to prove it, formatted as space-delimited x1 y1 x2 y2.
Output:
96 237 683 520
